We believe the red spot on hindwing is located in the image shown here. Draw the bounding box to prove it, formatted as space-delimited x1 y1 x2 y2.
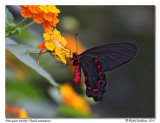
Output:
98 80 102 84
88 87 91 90
95 59 98 63
98 64 101 68
99 71 102 75
93 88 99 92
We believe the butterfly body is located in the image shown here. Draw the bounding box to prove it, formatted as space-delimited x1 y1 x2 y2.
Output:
71 52 81 85
71 42 138 102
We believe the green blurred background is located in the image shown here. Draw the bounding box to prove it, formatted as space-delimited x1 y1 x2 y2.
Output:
6 5 155 118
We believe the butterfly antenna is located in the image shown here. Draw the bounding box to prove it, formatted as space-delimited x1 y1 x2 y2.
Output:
75 33 78 52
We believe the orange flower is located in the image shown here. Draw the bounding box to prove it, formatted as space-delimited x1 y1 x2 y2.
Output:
6 105 12 118
60 83 90 114
21 8 32 18
37 43 46 51
42 20 52 29
20 5 70 64
43 12 58 22
51 18 59 27
44 26 53 33
20 5 60 28
6 105 30 118
20 5 29 8
33 11 44 24
28 5 40 13
41 29 70 64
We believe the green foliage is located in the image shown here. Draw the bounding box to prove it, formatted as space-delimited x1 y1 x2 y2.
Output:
59 104 94 118
6 38 59 87
6 80 44 100
5 7 13 26
18 27 35 42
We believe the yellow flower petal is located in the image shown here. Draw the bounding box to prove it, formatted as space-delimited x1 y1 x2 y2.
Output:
43 33 51 40
39 5 48 13
55 47 62 56
61 37 67 46
59 55 66 64
53 28 60 36
65 49 72 58
45 42 55 51
48 5 60 13
19 109 29 118
62 59 66 64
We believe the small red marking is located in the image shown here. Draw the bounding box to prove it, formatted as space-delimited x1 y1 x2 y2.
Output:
98 80 101 84
88 87 91 90
99 71 102 75
98 64 101 68
93 88 99 92
95 59 97 63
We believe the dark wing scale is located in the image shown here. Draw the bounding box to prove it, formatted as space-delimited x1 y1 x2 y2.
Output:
80 42 138 71
80 56 107 102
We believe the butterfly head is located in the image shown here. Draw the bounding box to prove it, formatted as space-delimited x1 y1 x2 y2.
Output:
71 52 80 66
73 52 78 57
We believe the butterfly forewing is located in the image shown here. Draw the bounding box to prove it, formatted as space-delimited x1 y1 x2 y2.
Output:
80 42 138 71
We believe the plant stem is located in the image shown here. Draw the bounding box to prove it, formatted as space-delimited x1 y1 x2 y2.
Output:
6 18 28 31
20 21 35 30
28 50 48 54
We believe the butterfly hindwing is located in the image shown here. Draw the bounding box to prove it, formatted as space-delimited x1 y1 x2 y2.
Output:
80 56 107 101
80 42 138 71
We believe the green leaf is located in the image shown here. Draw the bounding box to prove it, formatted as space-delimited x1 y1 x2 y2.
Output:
6 80 45 100
59 104 94 118
5 7 13 26
6 38 59 87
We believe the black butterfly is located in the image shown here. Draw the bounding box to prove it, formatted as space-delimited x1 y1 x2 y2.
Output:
70 42 138 102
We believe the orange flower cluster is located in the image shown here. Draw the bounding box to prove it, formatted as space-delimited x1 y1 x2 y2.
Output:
37 29 72 64
6 105 30 118
60 83 90 114
21 5 72 64
21 5 60 32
